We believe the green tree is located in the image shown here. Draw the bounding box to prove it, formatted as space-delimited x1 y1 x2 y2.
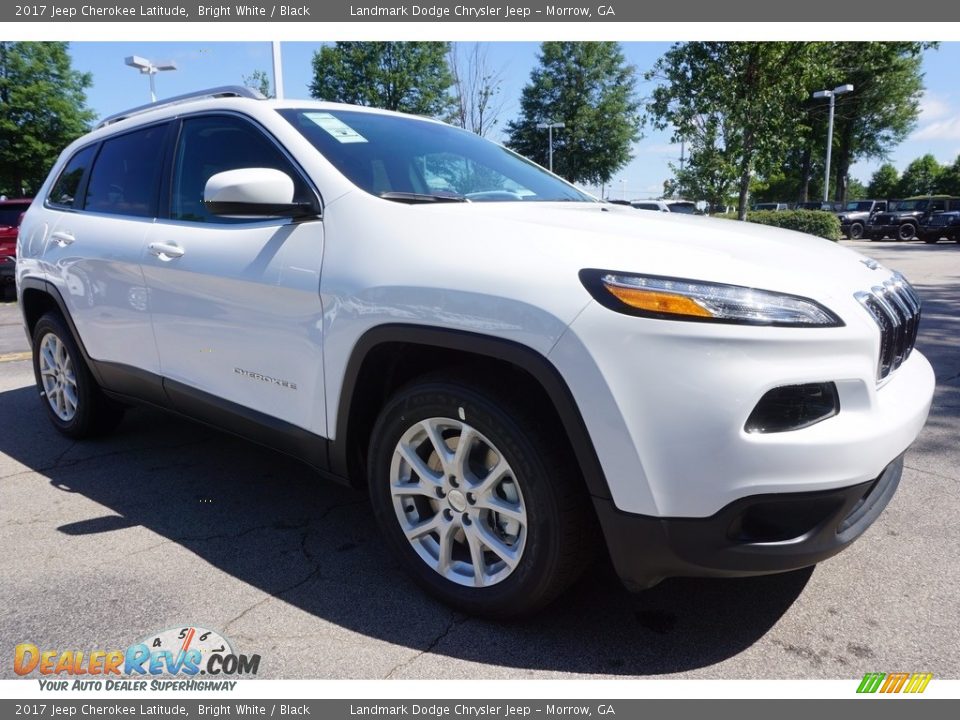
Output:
646 42 819 219
867 163 900 198
897 154 942 196
938 155 960 196
671 120 738 211
809 42 930 203
846 177 867 200
506 42 641 186
242 69 273 98
0 42 95 197
309 42 454 117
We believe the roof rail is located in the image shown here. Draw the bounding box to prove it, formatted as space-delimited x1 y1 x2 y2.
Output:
96 85 265 129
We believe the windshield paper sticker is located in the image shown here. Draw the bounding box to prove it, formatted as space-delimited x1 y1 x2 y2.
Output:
304 112 368 143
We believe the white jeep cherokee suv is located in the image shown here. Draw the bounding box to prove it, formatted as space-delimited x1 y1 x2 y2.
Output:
17 87 934 617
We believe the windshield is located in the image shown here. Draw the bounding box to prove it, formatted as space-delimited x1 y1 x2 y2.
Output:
844 201 873 211
667 202 697 214
279 108 593 203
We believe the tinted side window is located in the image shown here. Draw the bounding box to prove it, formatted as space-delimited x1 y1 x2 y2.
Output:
48 145 97 209
171 115 310 224
84 124 168 218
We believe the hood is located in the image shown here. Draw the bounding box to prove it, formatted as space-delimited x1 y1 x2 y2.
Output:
418 201 891 302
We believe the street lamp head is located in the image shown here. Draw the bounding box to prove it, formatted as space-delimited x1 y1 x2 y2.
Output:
812 90 832 99
833 83 854 95
125 56 177 74
125 55 178 103
124 56 150 70
536 121 565 129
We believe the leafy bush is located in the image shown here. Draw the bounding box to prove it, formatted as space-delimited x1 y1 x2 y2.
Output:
718 210 841 241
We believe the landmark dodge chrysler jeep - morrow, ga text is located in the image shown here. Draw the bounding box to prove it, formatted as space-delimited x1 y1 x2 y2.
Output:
16 88 934 617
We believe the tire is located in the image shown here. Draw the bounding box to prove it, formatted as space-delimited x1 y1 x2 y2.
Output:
898 223 916 241
31 312 124 438
367 375 596 618
849 223 864 240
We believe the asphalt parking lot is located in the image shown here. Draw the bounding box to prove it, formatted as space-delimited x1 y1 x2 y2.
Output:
1 238 958 680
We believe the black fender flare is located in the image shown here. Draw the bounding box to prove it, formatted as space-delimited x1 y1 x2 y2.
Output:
331 324 612 500
18 277 107 387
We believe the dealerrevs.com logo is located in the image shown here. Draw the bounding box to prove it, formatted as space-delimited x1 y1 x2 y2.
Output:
14 625 260 691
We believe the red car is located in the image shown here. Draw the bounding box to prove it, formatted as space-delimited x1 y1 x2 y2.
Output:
1 198 32 299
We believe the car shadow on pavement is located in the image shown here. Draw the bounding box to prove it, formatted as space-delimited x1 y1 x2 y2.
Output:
0 379 812 677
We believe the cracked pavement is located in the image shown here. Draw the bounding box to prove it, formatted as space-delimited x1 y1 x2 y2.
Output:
0 239 958 680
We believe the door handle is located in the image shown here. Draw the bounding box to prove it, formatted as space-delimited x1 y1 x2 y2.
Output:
50 231 75 247
148 242 185 260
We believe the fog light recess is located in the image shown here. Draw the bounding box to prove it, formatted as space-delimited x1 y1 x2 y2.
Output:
744 382 839 434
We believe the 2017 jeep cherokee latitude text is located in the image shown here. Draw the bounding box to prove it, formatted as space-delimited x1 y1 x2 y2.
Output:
16 88 934 617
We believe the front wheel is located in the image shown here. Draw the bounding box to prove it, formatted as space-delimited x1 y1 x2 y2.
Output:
898 223 917 241
367 377 595 618
849 222 864 240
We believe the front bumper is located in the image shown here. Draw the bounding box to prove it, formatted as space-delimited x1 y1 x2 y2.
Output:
596 454 903 591
552 296 934 518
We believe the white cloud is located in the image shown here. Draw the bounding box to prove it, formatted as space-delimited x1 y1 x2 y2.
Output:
918 92 952 122
912 91 960 141
912 117 960 141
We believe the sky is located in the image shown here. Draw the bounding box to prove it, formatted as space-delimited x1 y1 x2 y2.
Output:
67 41 960 200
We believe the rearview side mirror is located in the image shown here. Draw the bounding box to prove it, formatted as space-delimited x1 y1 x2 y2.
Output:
204 168 319 219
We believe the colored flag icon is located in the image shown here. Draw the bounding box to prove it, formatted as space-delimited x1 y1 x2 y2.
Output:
857 672 932 694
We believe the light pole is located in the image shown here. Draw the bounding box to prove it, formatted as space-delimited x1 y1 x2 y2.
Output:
620 179 627 200
125 55 178 103
271 41 284 100
536 121 565 173
812 83 854 203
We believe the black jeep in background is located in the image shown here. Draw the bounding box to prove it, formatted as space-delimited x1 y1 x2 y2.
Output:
836 199 887 239
919 209 960 244
866 196 960 241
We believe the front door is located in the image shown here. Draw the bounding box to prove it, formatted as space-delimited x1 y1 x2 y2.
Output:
141 114 327 435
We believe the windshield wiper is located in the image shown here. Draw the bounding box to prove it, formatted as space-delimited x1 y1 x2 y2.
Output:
379 191 468 204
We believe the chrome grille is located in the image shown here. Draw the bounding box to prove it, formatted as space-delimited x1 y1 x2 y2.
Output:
855 273 921 381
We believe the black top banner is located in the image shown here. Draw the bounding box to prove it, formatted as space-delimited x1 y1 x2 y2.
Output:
6 0 960 22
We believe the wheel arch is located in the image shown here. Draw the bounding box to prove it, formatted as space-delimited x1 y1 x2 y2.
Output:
19 278 106 386
331 324 612 502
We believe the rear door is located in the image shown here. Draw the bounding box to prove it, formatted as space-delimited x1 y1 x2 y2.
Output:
43 124 169 375
141 113 327 435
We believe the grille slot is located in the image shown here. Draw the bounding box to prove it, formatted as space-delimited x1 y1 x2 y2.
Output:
855 273 921 381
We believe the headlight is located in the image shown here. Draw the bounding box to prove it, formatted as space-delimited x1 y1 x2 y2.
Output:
580 270 843 327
